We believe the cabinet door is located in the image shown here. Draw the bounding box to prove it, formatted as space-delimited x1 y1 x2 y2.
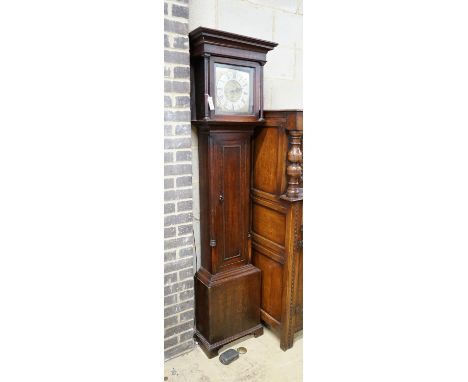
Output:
211 132 251 273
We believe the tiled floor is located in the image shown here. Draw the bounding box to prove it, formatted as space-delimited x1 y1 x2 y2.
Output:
164 327 302 382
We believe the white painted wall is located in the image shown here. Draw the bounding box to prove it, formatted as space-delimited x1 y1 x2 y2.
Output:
189 0 303 268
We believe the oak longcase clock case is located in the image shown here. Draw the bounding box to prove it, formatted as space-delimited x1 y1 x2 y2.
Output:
189 27 277 358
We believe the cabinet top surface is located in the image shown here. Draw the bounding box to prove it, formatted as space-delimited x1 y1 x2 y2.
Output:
264 109 303 113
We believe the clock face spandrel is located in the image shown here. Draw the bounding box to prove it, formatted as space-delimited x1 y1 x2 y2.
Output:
214 63 254 115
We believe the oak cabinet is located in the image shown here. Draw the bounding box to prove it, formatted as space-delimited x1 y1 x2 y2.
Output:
251 109 303 351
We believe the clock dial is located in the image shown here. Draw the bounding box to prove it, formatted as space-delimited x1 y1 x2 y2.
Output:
214 64 254 114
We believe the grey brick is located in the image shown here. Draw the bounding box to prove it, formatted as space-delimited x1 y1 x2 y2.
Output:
164 137 191 149
164 203 175 214
175 124 191 135
179 247 193 258
164 294 177 305
164 279 194 296
180 309 194 323
164 178 174 189
180 290 194 302
164 164 192 176
177 200 193 212
173 81 190 93
164 152 173 163
173 36 189 49
164 235 193 250
164 272 177 285
164 50 189 65
164 339 194 360
164 212 192 226
163 10 195 362
165 316 178 327
175 96 190 108
164 299 194 318
164 110 190 123
164 227 176 238
164 80 172 93
179 329 194 343
164 189 192 201
171 4 189 19
164 320 193 339
165 80 190 94
179 268 193 281
164 19 188 35
176 175 192 188
174 66 190 79
164 258 193 274
164 336 178 349
164 124 173 136
164 251 176 262
176 150 191 162
178 224 192 236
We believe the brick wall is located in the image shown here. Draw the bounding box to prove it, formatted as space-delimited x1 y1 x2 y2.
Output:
164 0 195 361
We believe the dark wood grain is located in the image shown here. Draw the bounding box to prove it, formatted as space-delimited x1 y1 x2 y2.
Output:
251 109 303 351
190 29 277 358
189 27 276 122
194 264 261 358
195 126 260 358
189 26 277 62
212 131 251 273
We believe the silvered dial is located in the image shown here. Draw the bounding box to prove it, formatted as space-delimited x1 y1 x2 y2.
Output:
215 65 251 114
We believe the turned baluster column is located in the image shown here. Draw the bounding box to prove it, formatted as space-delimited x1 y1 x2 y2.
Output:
282 130 303 200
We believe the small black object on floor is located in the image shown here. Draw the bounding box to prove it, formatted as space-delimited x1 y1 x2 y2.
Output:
218 349 239 365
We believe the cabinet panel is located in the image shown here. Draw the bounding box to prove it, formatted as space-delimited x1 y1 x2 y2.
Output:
253 126 287 195
252 204 286 247
222 145 243 261
252 249 283 322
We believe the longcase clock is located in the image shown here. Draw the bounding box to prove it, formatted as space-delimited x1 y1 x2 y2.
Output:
189 27 277 358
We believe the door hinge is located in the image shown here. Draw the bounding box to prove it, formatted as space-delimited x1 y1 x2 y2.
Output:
210 239 217 247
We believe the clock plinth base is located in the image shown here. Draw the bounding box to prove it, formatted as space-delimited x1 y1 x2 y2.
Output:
194 324 263 359
194 264 262 358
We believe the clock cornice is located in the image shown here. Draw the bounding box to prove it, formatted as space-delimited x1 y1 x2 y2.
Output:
189 27 277 63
